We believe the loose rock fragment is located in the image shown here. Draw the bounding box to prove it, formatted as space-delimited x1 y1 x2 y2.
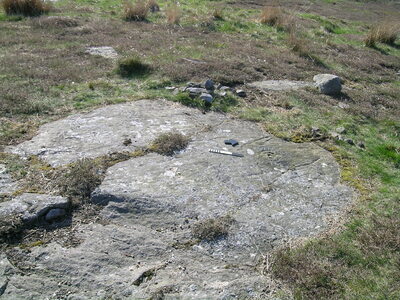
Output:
313 74 342 95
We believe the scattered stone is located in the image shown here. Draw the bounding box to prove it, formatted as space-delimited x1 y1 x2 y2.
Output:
186 87 207 96
85 46 118 59
338 102 349 109
219 86 231 91
217 91 227 97
235 89 247 97
313 74 342 95
336 127 346 134
249 80 314 91
45 208 67 222
204 79 214 91
172 88 180 95
0 193 69 224
199 93 213 103
148 3 160 12
330 132 341 140
311 127 322 138
345 138 355 145
186 82 202 88
165 86 176 91
357 142 365 149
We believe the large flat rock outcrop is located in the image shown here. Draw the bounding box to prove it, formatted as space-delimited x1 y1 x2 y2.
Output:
1 100 354 299
6 100 225 167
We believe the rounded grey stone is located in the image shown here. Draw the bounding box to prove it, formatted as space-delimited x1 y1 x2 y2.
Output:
313 74 342 95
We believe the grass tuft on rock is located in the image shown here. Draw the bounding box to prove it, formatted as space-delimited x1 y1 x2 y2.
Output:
60 158 103 201
2 0 50 17
150 131 190 156
192 215 234 242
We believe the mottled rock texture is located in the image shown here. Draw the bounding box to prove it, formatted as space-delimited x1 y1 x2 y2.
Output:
1 100 354 299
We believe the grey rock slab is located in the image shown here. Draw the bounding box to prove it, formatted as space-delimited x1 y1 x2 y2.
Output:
3 101 354 299
249 80 314 91
313 74 342 95
85 46 118 59
0 193 69 223
6 100 225 166
0 164 18 196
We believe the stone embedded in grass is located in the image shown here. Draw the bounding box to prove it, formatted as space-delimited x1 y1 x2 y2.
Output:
204 79 214 90
200 93 213 103
186 87 207 96
313 74 342 95
235 89 247 97
85 47 118 59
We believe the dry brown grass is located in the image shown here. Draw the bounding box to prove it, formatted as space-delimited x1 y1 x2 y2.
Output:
287 31 310 58
260 6 282 26
150 131 190 156
2 0 51 17
213 7 223 20
165 4 181 25
192 216 234 242
123 0 148 21
365 22 399 47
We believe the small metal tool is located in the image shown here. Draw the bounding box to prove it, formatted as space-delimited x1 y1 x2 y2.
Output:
209 149 244 157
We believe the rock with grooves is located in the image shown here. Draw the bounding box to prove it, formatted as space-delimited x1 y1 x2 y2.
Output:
2 100 354 299
313 74 342 95
0 193 69 223
249 80 314 91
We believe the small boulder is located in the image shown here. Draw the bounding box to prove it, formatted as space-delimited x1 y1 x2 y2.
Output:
45 208 67 222
313 74 342 95
200 93 213 103
204 79 214 91
336 127 346 134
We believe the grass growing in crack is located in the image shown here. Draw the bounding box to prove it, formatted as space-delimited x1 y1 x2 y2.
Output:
2 0 51 17
149 131 190 156
59 158 103 201
192 215 234 242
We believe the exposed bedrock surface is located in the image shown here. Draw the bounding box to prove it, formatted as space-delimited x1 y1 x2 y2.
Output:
2 100 354 299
